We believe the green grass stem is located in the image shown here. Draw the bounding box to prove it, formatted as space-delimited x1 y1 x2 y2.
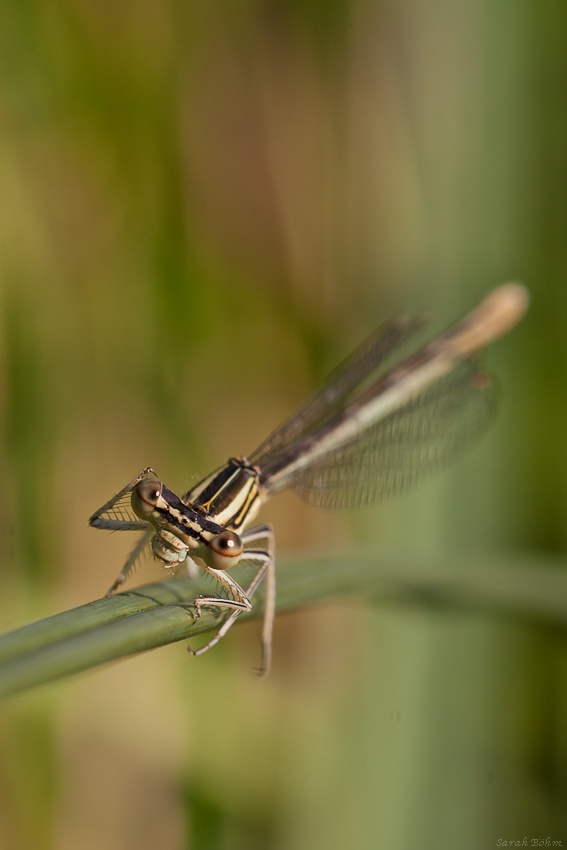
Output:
0 548 566 699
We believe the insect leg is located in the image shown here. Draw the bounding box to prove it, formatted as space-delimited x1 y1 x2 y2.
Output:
106 527 154 596
186 542 275 674
89 467 157 531
241 524 276 675
186 564 252 620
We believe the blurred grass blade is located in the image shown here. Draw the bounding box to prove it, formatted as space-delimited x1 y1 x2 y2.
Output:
1 548 567 699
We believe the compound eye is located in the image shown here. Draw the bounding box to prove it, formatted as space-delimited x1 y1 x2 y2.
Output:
131 478 162 519
207 531 243 569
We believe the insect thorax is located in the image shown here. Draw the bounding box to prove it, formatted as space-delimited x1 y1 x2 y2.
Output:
183 457 262 531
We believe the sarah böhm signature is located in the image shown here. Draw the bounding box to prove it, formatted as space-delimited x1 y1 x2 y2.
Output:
496 841 562 847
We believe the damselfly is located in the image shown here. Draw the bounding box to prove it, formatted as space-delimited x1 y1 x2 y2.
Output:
90 284 528 673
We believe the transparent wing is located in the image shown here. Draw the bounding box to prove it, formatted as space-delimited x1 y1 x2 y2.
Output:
249 316 424 467
289 360 498 510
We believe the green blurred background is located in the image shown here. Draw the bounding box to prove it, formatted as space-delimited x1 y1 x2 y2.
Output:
0 1 565 848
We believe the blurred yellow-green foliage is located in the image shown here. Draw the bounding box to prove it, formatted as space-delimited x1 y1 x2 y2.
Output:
0 1 565 848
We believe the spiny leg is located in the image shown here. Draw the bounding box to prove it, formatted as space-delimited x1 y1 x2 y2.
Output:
242 524 276 675
106 527 154 596
188 563 252 621
89 467 156 595
186 524 276 674
186 550 271 665
89 467 157 531
181 563 253 651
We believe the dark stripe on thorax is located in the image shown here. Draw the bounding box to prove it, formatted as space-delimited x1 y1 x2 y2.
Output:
228 487 261 530
191 461 242 506
158 485 225 542
187 458 260 525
